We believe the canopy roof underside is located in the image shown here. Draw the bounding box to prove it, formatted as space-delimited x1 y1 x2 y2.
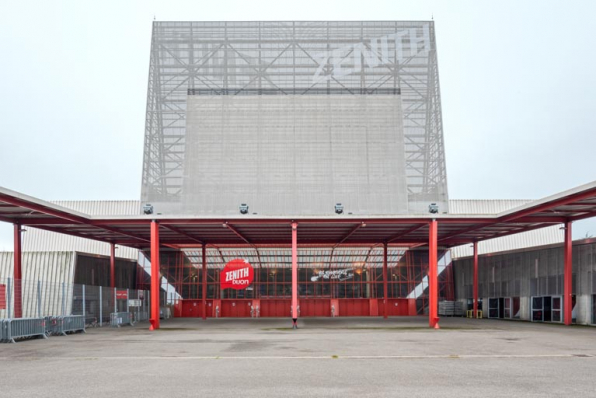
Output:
1 181 596 249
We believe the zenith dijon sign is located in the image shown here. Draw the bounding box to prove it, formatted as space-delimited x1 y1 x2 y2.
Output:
220 259 254 290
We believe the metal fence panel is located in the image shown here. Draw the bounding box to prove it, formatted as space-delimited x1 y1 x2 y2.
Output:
2 318 47 343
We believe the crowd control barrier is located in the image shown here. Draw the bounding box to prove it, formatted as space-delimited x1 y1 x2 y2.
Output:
1 318 47 343
110 312 134 327
45 316 86 336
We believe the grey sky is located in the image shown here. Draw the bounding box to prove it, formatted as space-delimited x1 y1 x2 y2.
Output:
1 0 595 249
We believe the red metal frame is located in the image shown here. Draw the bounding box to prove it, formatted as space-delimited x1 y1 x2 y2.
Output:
202 244 207 320
429 220 439 329
4 184 596 328
473 241 478 316
13 223 22 318
291 222 298 326
150 221 160 330
110 243 116 289
563 221 572 325
383 242 388 319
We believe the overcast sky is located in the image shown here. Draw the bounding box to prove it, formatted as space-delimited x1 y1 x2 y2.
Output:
1 0 595 249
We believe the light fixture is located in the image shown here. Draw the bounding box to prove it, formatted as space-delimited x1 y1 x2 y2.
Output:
239 203 249 214
143 204 154 215
335 203 344 214
428 203 439 214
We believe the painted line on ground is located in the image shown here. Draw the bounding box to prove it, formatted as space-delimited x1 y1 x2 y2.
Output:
3 354 594 360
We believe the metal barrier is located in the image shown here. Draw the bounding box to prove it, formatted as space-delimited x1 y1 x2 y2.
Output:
134 311 149 322
56 315 85 335
1 318 47 343
110 312 134 327
159 307 171 319
0 320 6 342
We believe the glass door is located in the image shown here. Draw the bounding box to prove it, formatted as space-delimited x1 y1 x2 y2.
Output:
551 296 562 323
531 296 543 322
504 297 512 319
488 298 499 318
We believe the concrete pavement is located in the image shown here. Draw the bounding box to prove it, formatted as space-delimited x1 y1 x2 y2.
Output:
1 317 595 397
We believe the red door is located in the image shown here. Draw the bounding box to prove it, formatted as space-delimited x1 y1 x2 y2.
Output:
221 300 252 317
261 299 291 317
339 299 370 316
181 300 203 318
381 299 410 316
300 299 331 317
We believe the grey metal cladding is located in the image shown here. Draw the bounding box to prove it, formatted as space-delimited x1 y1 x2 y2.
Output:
141 21 448 215
183 94 407 215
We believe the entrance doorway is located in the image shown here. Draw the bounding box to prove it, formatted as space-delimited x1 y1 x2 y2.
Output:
531 296 562 323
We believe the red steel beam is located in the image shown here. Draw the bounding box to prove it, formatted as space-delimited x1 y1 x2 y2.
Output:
133 218 496 226
332 222 366 249
0 193 88 224
110 243 116 289
291 222 298 328
150 221 160 331
162 224 205 245
14 223 22 318
13 219 80 225
202 244 207 320
224 222 253 246
429 220 439 329
386 224 428 244
569 210 596 222
383 242 388 320
473 241 478 317
23 225 114 244
498 188 596 223
0 215 15 224
563 221 573 326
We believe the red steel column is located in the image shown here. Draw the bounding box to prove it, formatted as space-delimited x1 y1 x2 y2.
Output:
110 243 116 289
150 220 160 330
383 242 388 319
429 220 439 329
473 241 478 316
291 222 298 328
14 223 22 318
202 244 207 320
563 221 573 326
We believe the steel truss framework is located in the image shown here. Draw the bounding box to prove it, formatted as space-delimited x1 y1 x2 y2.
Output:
3 181 596 328
141 21 448 208
138 248 454 305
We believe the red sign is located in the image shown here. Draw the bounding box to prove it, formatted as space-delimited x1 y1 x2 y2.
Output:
220 259 254 290
0 284 5 310
116 290 128 300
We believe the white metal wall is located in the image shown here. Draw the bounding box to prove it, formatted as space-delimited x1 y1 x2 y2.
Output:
0 251 76 318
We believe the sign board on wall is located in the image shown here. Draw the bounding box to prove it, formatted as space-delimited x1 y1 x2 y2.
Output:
116 290 128 300
220 259 254 290
128 299 142 307
0 284 5 310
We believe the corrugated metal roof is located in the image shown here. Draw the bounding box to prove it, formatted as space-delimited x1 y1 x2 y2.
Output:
22 201 140 260
449 199 563 258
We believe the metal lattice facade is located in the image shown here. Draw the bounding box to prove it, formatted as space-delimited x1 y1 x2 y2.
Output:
142 21 448 215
